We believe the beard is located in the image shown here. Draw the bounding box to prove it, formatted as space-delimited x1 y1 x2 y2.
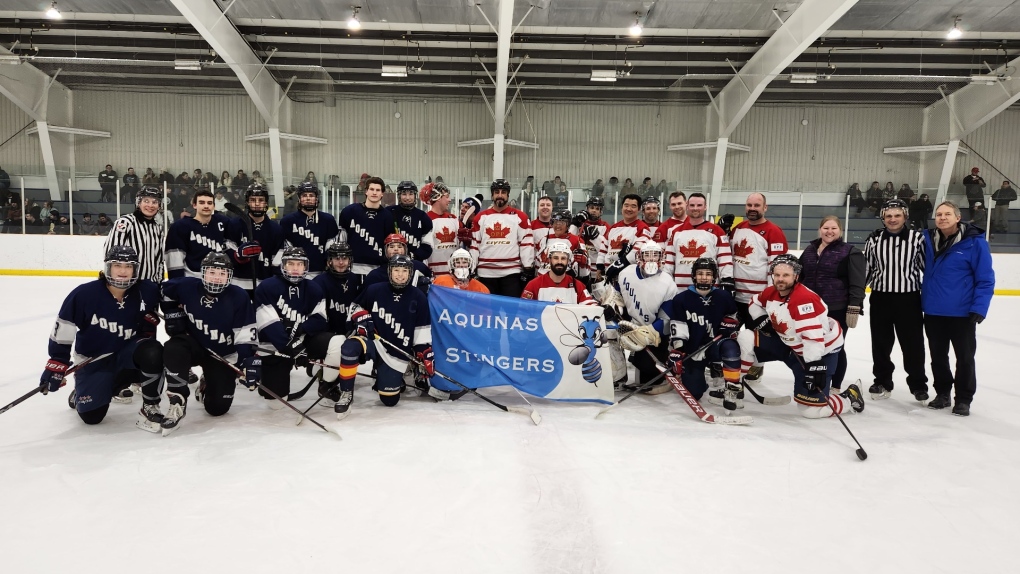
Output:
493 197 507 208
550 263 568 276
746 210 762 221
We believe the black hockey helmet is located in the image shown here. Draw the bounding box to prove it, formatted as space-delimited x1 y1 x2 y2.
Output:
245 183 269 217
280 246 309 283
490 179 511 194
769 253 802 277
201 251 233 294
104 245 139 289
136 186 163 212
297 181 319 211
586 195 605 209
396 180 418 210
691 257 719 289
642 195 661 208
551 209 572 224
387 254 414 290
880 198 909 219
325 242 353 277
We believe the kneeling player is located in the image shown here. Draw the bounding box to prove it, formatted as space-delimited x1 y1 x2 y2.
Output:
149 252 257 435
735 255 864 417
665 258 741 400
522 240 595 304
364 233 433 294
308 242 365 406
326 255 436 419
40 246 163 426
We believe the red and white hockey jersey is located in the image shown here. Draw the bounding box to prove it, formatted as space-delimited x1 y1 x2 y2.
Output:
664 219 733 289
729 220 788 304
571 218 608 276
530 218 553 257
427 211 460 276
651 216 685 247
536 232 588 277
470 207 535 278
598 220 651 267
748 283 844 363
521 273 595 304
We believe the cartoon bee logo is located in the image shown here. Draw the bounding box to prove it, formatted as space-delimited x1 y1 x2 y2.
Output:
555 307 607 385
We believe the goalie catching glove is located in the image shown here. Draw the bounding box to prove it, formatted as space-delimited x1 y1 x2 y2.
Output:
618 320 661 352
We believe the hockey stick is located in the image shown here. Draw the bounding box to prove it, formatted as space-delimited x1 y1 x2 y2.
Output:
792 353 867 461
596 335 723 419
1 353 113 416
374 335 541 425
223 202 259 296
741 381 792 406
206 349 341 438
646 350 754 425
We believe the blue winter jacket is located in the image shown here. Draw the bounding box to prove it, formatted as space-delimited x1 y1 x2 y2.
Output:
921 224 995 318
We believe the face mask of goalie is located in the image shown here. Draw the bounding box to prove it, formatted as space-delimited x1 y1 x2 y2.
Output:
453 265 471 281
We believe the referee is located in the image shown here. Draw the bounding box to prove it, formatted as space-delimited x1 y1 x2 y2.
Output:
103 186 166 284
862 198 929 403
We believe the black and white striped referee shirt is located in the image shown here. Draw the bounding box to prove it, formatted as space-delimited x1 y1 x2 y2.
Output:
103 211 166 283
862 227 925 293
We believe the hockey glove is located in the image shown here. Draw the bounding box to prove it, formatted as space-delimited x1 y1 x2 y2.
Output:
40 359 69 394
141 311 160 339
351 310 375 338
239 356 261 391
748 314 772 333
580 225 601 243
970 312 985 325
718 214 735 235
667 349 686 376
719 276 736 294
721 315 740 339
233 241 261 264
603 258 626 283
416 346 436 378
616 241 632 264
602 303 621 323
804 359 828 393
457 226 473 248
164 309 189 337
520 266 536 285
846 305 862 329
571 210 588 229
573 250 588 270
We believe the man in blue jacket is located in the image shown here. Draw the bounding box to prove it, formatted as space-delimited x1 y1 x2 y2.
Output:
921 201 995 416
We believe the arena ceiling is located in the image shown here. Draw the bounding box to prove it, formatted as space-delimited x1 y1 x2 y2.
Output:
2 0 1020 105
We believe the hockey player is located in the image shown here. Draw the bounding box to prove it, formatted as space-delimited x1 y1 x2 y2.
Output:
522 240 595 304
104 185 166 284
597 194 650 277
151 252 257 435
41 246 164 425
280 181 341 277
665 258 741 400
470 179 535 297
422 182 459 276
664 192 734 292
364 233 432 295
651 191 687 246
734 255 864 417
165 189 230 279
324 255 436 418
536 210 589 278
225 183 285 294
386 180 433 262
308 242 366 406
253 247 329 405
640 195 662 242
530 196 555 255
432 249 490 293
570 196 608 281
338 176 394 275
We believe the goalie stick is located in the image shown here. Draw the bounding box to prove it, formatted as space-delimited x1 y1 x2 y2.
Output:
1 353 114 416
646 349 753 426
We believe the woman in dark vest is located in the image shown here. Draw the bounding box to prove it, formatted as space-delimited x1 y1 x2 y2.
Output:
798 216 867 392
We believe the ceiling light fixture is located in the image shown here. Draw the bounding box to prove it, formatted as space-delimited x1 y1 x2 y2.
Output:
629 13 643 37
174 59 202 71
590 70 618 83
46 2 61 19
347 6 362 30
790 73 818 84
381 64 408 77
0 54 21 65
947 17 962 40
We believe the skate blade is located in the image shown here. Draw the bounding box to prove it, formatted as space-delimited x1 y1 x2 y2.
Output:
161 425 181 437
870 391 891 400
706 396 744 409
135 419 162 433
335 410 351 421
111 395 133 404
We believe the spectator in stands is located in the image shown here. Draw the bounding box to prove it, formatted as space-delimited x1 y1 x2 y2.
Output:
122 167 140 202
46 209 60 234
2 197 22 233
591 179 605 199
99 164 118 202
232 169 250 190
251 170 266 187
798 216 866 392
96 213 112 235
846 183 866 215
24 211 46 234
159 168 175 190
356 173 370 192
883 182 896 202
174 171 192 194
80 212 97 235
605 176 621 197
202 171 218 188
191 169 204 189
283 185 299 215
219 170 231 192
898 183 915 201
621 178 637 195
991 180 1016 234
910 193 933 230
0 164 11 203
53 213 76 235
142 168 157 186
655 179 670 196
303 171 317 186
522 176 535 198
963 167 987 224
41 201 55 216
552 176 568 209
866 181 883 215
637 177 653 195
214 189 228 213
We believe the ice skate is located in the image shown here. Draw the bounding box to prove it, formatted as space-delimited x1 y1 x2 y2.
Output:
840 384 865 413
160 392 187 436
334 391 353 420
708 384 744 410
868 382 891 400
136 403 164 433
743 365 764 383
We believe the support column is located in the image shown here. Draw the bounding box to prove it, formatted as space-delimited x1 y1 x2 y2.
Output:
491 0 514 180
708 138 728 217
936 140 961 205
269 127 285 208
35 122 61 199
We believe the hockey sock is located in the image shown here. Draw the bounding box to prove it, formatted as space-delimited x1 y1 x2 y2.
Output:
139 369 165 405
338 336 367 393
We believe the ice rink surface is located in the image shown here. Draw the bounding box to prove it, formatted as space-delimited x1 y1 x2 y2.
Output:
1 276 1016 574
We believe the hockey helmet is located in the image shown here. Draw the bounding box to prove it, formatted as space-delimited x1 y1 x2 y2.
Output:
637 242 664 277
384 233 408 257
396 180 418 209
104 245 139 289
490 179 511 194
690 257 719 289
325 242 353 277
769 253 802 277
280 247 309 283
880 198 909 219
449 248 473 281
245 183 270 217
136 186 163 213
387 255 414 290
201 251 234 295
297 181 319 211
420 181 449 205
551 210 572 226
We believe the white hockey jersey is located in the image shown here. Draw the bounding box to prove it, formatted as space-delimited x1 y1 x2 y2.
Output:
427 211 460 276
470 207 535 278
730 220 788 304
616 265 678 328
664 219 734 289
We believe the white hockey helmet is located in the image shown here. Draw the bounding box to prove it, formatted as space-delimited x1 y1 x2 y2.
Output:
449 248 473 281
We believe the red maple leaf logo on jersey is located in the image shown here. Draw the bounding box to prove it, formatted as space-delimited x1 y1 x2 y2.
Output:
435 228 457 243
770 312 789 335
732 238 753 258
610 236 628 250
486 222 511 239
678 239 707 259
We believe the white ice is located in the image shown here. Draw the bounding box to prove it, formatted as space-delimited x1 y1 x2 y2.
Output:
1 276 1017 574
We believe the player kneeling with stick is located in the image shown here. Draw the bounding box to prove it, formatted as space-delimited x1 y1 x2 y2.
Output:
151 252 257 435
735 254 864 417
41 246 164 426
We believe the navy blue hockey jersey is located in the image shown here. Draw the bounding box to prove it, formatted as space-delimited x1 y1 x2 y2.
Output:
225 215 285 289
353 282 431 372
386 205 434 262
166 214 231 278
253 275 328 355
666 286 739 351
338 203 395 274
280 210 341 276
363 259 433 296
48 279 161 363
312 272 365 334
161 277 257 364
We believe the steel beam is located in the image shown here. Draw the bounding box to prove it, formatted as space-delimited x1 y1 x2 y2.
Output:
924 55 1020 144
491 0 515 180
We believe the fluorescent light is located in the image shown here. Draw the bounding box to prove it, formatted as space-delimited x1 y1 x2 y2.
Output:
970 75 997 85
381 65 407 77
46 2 61 19
948 17 962 39
0 54 21 65
174 59 202 71
790 73 818 84
629 21 642 37
590 70 618 83
347 6 361 30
